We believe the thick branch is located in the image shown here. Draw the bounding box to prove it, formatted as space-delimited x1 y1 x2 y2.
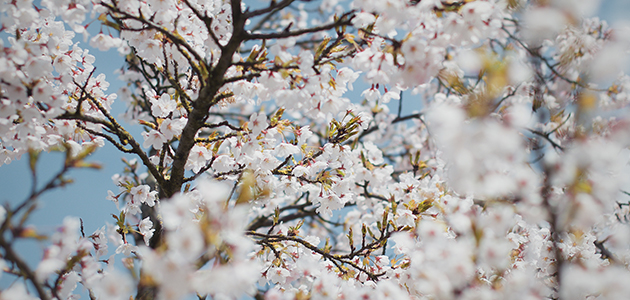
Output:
166 0 247 197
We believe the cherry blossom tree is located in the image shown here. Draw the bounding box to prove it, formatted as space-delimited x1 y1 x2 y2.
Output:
2 0 630 299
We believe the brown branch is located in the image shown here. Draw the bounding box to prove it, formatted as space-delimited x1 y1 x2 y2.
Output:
541 165 564 299
244 0 295 19
357 112 423 140
69 82 166 189
181 0 223 50
247 202 311 231
202 120 243 131
194 132 240 144
166 0 247 197
502 26 606 92
182 156 217 183
77 123 135 153
244 11 355 40
0 235 51 300
101 1 206 67
247 232 386 281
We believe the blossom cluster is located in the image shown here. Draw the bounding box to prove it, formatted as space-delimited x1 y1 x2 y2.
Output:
2 0 630 299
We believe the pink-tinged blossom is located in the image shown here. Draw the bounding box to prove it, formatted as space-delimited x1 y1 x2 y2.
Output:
57 271 80 300
0 259 5 280
186 144 212 173
0 282 37 300
395 208 416 228
130 185 148 204
90 33 122 51
53 119 76 137
268 267 291 284
159 118 186 140
521 7 568 45
316 193 345 217
54 217 81 255
92 270 133 300
337 67 360 91
212 154 235 173
426 102 529 198
130 185 158 207
298 50 315 76
91 227 109 259
160 194 194 230
137 39 164 66
139 217 155 246
291 165 309 177
274 143 300 157
195 179 231 209
562 264 630 299
3 1 630 299
36 256 65 283
192 262 261 297
166 220 204 261
24 57 53 80
122 199 141 216
53 54 74 75
361 87 381 102
363 141 384 165
0 206 5 225
320 97 349 116
352 12 376 28
115 242 138 256
381 89 401 103
150 94 177 118
295 126 313 145
478 236 513 271
142 129 167 149
249 112 268 136
106 190 120 210
417 219 448 242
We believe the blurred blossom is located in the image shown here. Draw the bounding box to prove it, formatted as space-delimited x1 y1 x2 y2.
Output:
522 7 569 45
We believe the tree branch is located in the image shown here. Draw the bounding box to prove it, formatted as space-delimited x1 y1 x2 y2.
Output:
244 11 354 40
